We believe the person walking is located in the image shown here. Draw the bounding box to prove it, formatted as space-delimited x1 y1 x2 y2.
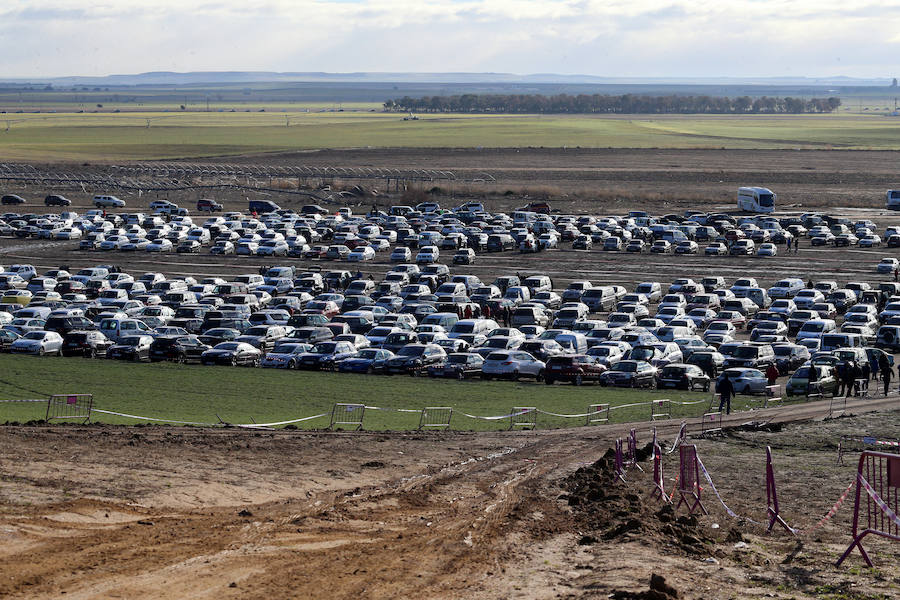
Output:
835 361 847 396
843 361 857 397
483 303 492 319
786 237 791 252
807 364 818 396
765 363 779 386
794 238 800 254
880 354 893 396
871 353 880 382
717 375 734 415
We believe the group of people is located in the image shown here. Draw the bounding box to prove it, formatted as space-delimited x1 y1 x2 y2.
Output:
719 352 898 415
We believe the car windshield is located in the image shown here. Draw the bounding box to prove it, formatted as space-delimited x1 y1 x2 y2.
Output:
612 362 637 372
448 355 468 364
23 332 46 340
215 342 239 350
122 337 144 347
311 342 338 354
398 346 425 357
793 367 812 379
733 347 759 358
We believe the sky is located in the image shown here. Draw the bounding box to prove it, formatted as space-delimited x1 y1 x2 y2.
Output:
1 0 898 79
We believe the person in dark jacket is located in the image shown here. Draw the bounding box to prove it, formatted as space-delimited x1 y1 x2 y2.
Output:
718 375 734 415
880 354 893 396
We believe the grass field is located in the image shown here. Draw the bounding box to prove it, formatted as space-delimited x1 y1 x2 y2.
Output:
0 354 750 431
2 111 900 161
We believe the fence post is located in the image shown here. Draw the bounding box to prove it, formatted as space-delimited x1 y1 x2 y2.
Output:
650 442 670 503
614 438 626 482
766 446 793 534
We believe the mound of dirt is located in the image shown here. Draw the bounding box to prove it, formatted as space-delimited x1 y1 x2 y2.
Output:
561 452 716 556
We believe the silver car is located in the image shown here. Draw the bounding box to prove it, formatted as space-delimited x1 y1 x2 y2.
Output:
10 330 64 355
481 351 545 380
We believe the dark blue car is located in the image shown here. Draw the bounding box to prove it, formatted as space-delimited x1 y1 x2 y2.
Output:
338 348 394 373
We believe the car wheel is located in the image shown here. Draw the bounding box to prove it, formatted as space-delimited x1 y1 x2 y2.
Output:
456 370 465 381
512 370 520 381
230 356 238 367
535 369 544 382
545 377 554 385
288 359 297 369
86 348 96 359
574 374 583 386
38 348 46 356
176 353 186 364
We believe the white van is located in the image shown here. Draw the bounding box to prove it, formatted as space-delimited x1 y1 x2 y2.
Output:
796 319 837 341
820 333 862 353
449 318 499 339
555 333 588 354
99 317 153 342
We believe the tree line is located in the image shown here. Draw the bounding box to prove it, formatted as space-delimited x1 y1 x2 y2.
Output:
383 94 842 114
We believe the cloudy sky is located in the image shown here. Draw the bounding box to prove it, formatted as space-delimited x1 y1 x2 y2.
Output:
1 0 897 78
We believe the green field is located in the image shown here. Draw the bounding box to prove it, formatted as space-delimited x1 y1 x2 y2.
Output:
0 354 753 431
2 111 900 161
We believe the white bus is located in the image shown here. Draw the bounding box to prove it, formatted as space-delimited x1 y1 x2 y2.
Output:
886 190 900 210
737 187 775 213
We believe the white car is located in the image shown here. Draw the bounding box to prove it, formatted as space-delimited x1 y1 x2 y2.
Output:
257 240 289 256
717 368 767 395
146 239 174 252
757 243 777 257
390 247 412 262
210 241 235 255
10 330 63 355
347 246 376 262
481 350 545 380
99 235 128 250
236 242 259 255
876 258 899 274
94 195 126 208
415 246 440 264
705 242 728 255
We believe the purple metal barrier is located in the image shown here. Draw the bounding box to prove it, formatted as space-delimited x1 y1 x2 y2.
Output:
651 443 670 503
836 451 900 566
614 438 626 482
766 446 793 534
676 444 708 515
626 428 644 472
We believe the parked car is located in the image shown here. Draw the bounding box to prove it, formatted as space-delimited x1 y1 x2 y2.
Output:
427 352 484 379
544 354 607 385
106 334 154 361
149 335 211 363
716 368 767 395
482 350 545 380
337 348 395 373
61 330 113 357
785 364 838 396
200 341 262 366
656 363 710 391
599 359 657 388
10 330 63 355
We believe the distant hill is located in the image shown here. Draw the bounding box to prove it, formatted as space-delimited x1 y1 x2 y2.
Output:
0 71 895 87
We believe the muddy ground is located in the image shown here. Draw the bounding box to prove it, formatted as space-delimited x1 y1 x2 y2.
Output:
1 398 899 599
2 148 900 598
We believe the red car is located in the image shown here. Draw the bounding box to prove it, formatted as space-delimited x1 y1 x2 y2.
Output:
544 355 607 385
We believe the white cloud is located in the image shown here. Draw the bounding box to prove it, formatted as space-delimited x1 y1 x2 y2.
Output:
0 0 898 77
